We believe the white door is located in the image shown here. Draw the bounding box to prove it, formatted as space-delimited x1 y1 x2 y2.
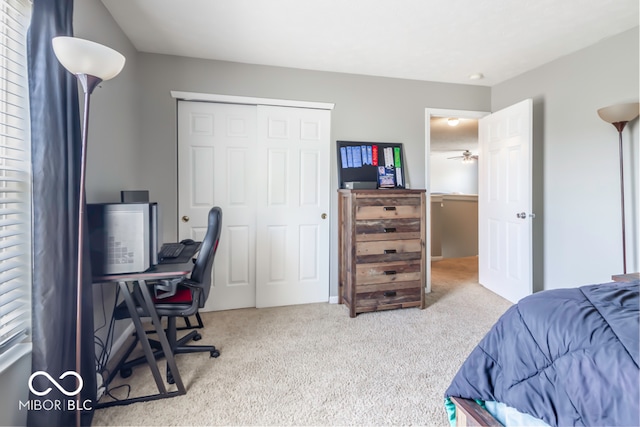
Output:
478 99 533 303
255 105 331 308
178 101 257 311
178 101 331 310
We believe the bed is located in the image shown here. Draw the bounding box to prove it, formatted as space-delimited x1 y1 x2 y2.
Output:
444 280 639 427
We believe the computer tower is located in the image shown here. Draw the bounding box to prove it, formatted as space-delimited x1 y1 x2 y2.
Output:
87 202 160 275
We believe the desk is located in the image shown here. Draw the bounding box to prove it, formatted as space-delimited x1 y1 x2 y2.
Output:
93 261 193 408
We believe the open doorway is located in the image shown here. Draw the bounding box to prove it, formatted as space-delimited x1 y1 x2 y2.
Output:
424 108 489 293
430 116 478 261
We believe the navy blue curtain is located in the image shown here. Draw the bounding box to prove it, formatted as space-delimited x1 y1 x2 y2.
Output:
27 1 96 426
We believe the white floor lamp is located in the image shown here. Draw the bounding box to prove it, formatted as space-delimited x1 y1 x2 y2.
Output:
597 102 639 275
52 36 125 426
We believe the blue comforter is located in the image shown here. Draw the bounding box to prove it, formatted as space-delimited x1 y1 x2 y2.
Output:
445 281 639 427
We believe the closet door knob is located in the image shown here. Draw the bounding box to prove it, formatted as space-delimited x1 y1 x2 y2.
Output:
181 215 190 223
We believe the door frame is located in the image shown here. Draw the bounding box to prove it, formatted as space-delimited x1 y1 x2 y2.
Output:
424 108 490 293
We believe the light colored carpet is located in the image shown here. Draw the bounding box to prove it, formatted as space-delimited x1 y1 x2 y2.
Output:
92 256 511 426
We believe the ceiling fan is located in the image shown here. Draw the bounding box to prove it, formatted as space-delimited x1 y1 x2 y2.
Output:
447 150 478 163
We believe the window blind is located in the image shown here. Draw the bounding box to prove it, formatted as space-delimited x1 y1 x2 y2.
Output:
0 0 31 363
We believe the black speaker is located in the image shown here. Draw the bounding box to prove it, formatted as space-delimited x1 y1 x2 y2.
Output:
120 190 149 203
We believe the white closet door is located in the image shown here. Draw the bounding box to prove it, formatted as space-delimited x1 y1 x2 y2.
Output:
178 101 257 311
255 105 331 308
178 101 331 310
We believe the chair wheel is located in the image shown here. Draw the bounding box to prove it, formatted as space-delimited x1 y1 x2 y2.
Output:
210 349 220 358
193 333 202 341
167 373 175 385
120 367 133 378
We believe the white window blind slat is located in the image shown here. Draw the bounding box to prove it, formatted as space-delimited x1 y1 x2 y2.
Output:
0 294 25 316
0 0 31 361
0 228 23 240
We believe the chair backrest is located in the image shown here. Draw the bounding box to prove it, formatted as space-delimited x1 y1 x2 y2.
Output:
190 206 222 305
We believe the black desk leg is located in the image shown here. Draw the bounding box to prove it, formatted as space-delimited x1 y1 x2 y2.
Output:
117 281 168 394
136 280 186 393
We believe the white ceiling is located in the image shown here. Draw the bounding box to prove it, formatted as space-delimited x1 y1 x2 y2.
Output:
101 0 638 86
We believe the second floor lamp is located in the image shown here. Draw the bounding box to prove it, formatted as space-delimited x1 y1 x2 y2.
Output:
597 102 639 275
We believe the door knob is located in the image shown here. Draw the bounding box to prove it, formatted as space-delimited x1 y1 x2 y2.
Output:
516 212 536 219
321 213 327 219
181 215 190 223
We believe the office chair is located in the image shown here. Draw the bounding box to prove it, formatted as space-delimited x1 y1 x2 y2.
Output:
115 206 222 383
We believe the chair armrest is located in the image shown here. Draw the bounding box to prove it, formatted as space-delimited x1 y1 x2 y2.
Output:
178 278 203 290
152 277 183 299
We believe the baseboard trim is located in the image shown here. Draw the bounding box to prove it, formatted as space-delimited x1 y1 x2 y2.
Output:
431 256 443 261
329 296 339 304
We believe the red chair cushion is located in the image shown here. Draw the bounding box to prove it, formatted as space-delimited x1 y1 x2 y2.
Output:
152 287 193 304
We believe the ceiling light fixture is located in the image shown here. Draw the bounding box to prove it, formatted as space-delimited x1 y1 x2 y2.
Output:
469 73 484 80
447 150 478 163
447 118 459 127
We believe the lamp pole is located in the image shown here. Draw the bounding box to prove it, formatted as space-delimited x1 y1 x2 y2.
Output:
611 121 628 274
74 73 102 427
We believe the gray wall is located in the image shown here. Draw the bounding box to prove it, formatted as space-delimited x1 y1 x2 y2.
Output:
134 50 490 299
74 1 142 203
492 27 639 290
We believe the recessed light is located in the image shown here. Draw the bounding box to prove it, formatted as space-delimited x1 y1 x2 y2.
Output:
447 118 459 127
469 73 484 80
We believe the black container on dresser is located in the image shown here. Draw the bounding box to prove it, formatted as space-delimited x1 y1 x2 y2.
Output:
338 189 426 317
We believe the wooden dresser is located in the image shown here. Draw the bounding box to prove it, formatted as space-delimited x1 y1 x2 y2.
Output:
338 189 426 317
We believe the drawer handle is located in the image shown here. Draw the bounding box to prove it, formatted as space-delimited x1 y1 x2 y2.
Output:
384 249 397 254
383 290 397 297
384 270 397 275
383 206 397 211
383 227 397 233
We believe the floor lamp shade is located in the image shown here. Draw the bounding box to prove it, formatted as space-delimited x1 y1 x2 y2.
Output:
52 36 125 81
596 102 639 275
52 36 124 426
597 102 640 126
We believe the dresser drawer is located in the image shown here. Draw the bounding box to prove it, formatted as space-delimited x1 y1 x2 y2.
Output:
354 281 422 311
356 239 422 263
355 218 421 242
356 261 422 285
355 204 421 220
